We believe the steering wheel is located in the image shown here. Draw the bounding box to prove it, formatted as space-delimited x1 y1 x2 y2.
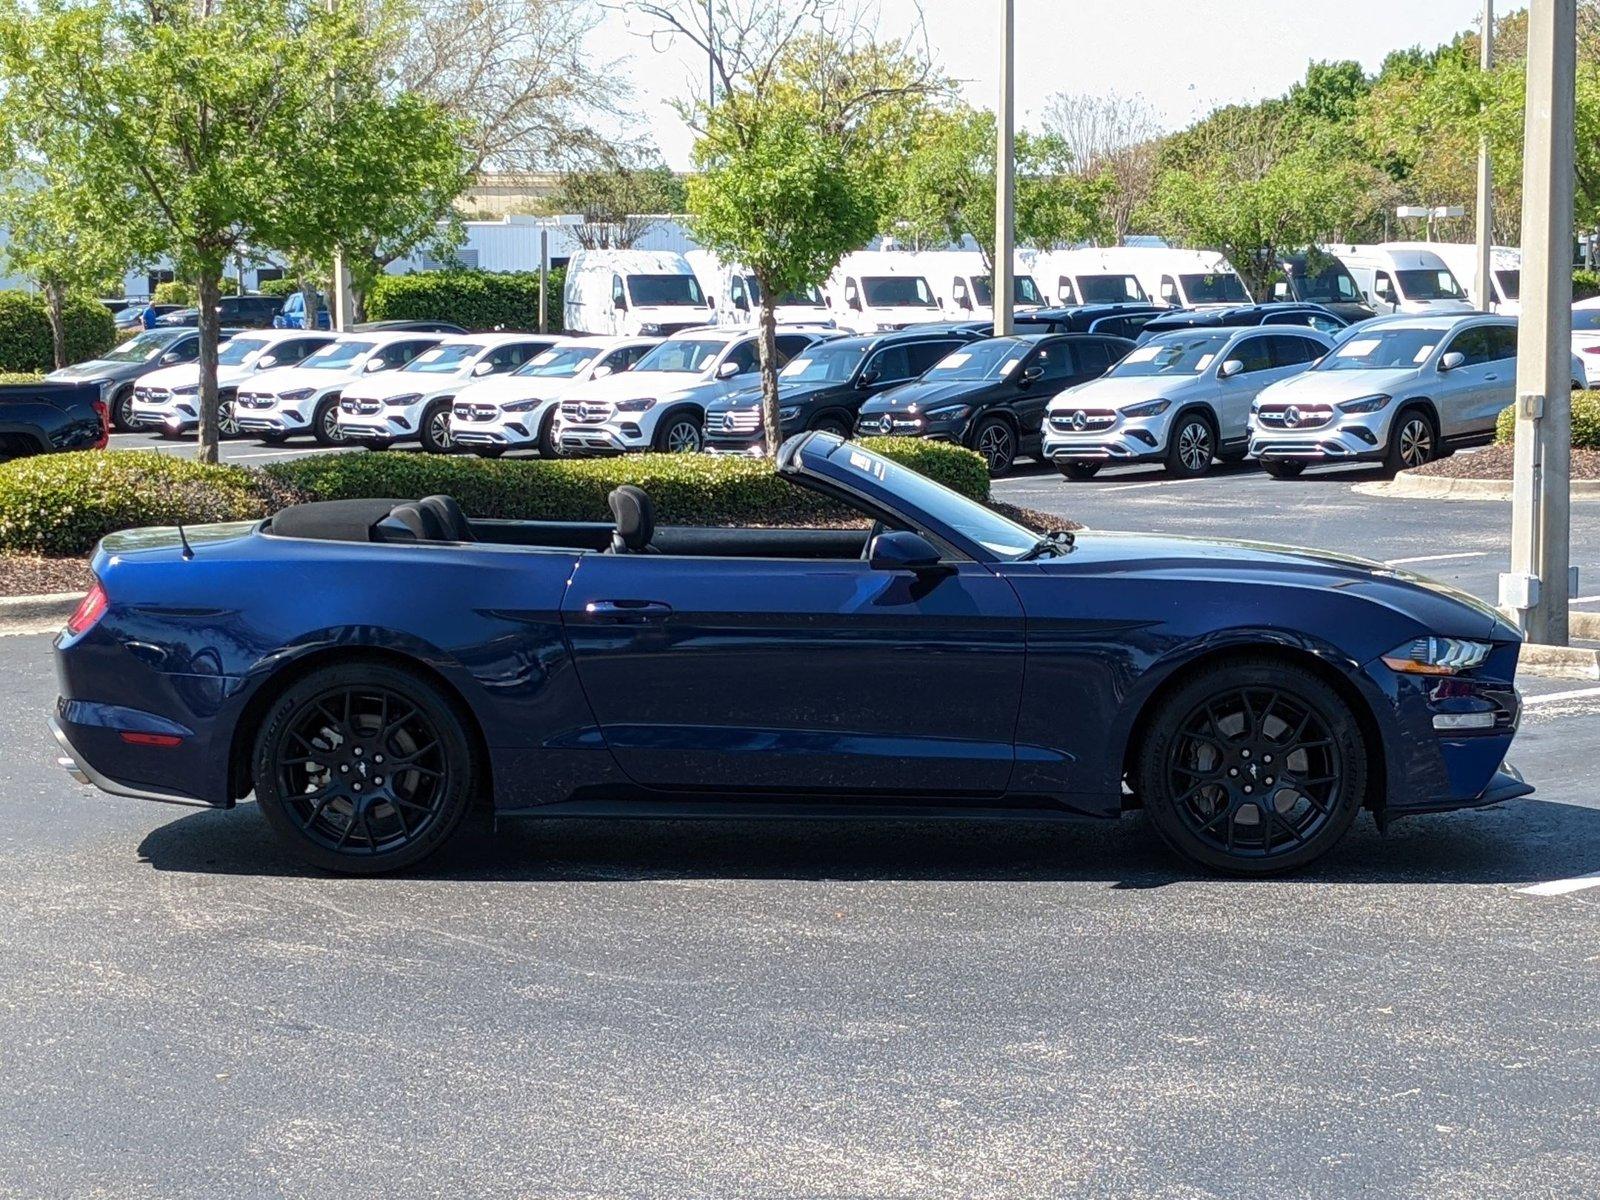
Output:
861 519 885 560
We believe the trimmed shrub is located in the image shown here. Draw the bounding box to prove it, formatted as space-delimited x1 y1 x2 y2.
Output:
0 451 273 556
153 280 197 306
256 277 302 298
1495 390 1600 448
0 371 44 385
1574 270 1600 302
0 292 118 373
366 267 565 333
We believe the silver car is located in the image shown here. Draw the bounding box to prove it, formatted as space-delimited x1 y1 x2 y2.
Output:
1042 326 1333 478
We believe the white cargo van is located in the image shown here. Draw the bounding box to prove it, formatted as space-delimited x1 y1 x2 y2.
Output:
911 250 1045 321
1326 245 1475 316
1384 241 1520 314
684 250 834 329
825 251 943 334
1032 247 1154 307
563 249 713 337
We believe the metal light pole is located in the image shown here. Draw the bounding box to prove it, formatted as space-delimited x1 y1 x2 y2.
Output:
992 0 1015 336
1474 0 1495 310
328 0 353 331
706 0 715 106
1504 0 1576 645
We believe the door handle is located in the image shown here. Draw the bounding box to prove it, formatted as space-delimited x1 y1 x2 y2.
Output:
584 599 673 622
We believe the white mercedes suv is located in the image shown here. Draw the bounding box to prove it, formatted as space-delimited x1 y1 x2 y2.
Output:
130 330 335 437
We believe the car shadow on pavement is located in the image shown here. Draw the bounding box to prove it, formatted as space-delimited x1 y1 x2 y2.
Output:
135 796 1600 888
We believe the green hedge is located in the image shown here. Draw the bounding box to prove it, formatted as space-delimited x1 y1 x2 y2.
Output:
366 267 565 333
0 452 275 556
0 292 118 373
256 277 301 298
153 281 197 306
1495 390 1600 448
1574 270 1600 302
0 371 44 385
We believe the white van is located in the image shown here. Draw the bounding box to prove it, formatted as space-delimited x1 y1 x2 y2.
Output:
563 249 713 338
1031 247 1155 307
825 251 943 334
684 250 834 329
911 250 1045 321
1326 245 1475 316
1384 241 1520 314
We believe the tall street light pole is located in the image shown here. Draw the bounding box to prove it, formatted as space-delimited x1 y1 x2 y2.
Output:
1474 0 1495 310
992 0 1015 337
1504 0 1576 645
328 0 353 331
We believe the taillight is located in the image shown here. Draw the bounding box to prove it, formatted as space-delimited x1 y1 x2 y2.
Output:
92 399 110 448
1583 347 1600 356
66 581 107 636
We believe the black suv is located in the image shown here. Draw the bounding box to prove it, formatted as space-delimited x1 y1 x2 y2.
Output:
701 329 975 455
158 294 287 329
1135 303 1348 341
854 332 1134 475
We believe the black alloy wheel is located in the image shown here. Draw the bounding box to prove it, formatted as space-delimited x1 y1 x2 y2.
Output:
1164 413 1215 477
1137 659 1366 873
972 416 1016 476
812 414 852 439
253 664 475 874
1262 460 1306 480
1057 461 1102 480
1385 409 1435 475
421 401 455 454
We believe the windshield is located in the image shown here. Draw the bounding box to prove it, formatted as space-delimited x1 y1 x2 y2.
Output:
1318 327 1442 370
861 276 936 308
218 337 268 366
826 441 1038 559
970 275 1045 307
514 345 600 378
747 277 825 307
627 274 705 307
1294 264 1362 303
100 331 177 363
1181 273 1251 304
1077 274 1147 304
780 342 869 383
1108 333 1232 377
1395 269 1465 301
1495 269 1521 301
634 339 725 373
924 340 1026 382
299 340 375 370
403 344 479 373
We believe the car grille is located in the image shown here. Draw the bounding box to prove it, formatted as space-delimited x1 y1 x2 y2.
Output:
342 398 382 415
1049 408 1117 432
715 409 761 433
236 390 276 409
134 386 169 404
454 403 499 422
1256 404 1334 430
561 399 615 425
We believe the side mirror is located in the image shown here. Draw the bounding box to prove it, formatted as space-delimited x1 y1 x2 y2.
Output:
958 293 974 311
717 360 742 379
867 529 943 571
1218 358 1244 379
474 360 495 375
160 351 179 365
614 295 628 312
857 368 881 388
1439 350 1466 371
591 363 614 379
1020 363 1044 384
257 355 277 368
734 294 749 312
846 289 862 312
365 358 386 371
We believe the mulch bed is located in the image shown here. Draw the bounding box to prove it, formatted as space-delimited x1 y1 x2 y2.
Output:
0 500 1076 599
1410 443 1600 480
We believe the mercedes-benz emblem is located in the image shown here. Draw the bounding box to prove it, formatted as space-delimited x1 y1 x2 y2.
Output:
1071 410 1088 431
1285 405 1301 428
722 412 735 430
878 414 893 434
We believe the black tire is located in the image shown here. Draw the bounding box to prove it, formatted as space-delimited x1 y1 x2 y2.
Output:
260 431 288 445
1164 411 1215 477
1384 407 1436 475
366 440 393 452
1261 460 1306 480
653 409 703 453
312 397 346 447
252 663 477 875
1135 657 1367 875
111 388 137 433
812 414 852 438
1056 461 1102 480
420 400 455 454
475 447 506 459
971 416 1016 476
537 408 559 457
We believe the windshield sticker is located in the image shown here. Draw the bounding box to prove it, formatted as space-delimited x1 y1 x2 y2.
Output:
1000 358 1023 375
936 352 971 369
1195 354 1216 371
413 349 444 363
1125 345 1161 363
780 357 811 376
1413 344 1437 363
1336 338 1380 358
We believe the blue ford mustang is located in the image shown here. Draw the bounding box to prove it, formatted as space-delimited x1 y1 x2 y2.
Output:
51 433 1530 874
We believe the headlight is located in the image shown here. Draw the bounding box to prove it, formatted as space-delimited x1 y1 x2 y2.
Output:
383 392 422 408
503 398 542 413
1381 636 1492 676
171 384 199 396
278 387 315 402
923 403 971 421
638 323 664 336
616 397 657 413
1338 393 1391 414
875 323 899 332
1119 398 1171 418
777 405 800 420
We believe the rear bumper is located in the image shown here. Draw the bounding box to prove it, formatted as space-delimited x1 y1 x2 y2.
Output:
49 715 221 809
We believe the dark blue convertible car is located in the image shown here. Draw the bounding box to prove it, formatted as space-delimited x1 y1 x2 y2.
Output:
51 433 1530 874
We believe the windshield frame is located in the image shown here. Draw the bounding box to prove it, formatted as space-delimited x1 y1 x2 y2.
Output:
1107 332 1233 377
778 341 870 384
100 330 182 363
217 337 270 366
922 339 1027 383
1314 326 1446 371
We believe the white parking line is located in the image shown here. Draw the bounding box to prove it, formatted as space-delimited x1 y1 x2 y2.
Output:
1096 482 1167 493
1517 872 1600 897
1383 551 1490 566
1522 685 1600 707
225 446 345 461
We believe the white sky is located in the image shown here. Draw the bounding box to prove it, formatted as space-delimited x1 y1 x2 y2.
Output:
590 0 1525 168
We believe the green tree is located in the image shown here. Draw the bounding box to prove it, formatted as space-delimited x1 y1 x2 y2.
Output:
556 147 688 248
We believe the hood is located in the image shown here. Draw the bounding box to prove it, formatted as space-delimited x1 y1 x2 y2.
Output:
564 369 713 403
244 364 354 394
136 364 201 390
342 369 464 401
858 378 990 414
47 360 125 381
706 378 840 413
1399 298 1475 314
1047 531 1516 642
455 373 577 406
1047 374 1204 409
1255 366 1422 405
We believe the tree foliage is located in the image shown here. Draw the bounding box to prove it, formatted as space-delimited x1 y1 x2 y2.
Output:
555 149 687 249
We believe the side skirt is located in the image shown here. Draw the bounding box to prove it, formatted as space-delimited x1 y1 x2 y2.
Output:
494 795 1118 825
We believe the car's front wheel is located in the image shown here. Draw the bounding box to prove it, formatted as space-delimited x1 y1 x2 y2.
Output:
111 388 136 433
216 395 241 439
654 411 703 453
1135 658 1367 874
1261 460 1306 480
252 663 477 874
1164 413 1215 477
972 416 1016 476
1385 408 1436 475
312 398 346 446
1056 461 1102 481
421 401 455 454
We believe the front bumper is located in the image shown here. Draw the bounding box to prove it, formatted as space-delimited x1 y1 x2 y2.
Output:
558 425 646 456
451 420 537 449
339 415 415 442
1042 416 1164 462
130 405 198 432
1250 422 1384 463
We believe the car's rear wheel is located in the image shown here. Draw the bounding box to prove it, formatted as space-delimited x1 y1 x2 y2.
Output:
252 663 476 875
1135 659 1367 874
1385 408 1435 475
312 398 346 446
1056 461 1102 480
1261 460 1306 480
972 416 1016 476
421 401 454 454
654 411 703 453
1164 412 1215 477
217 395 241 439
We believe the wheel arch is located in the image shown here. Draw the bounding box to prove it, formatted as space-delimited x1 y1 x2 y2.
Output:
1168 402 1219 441
227 644 494 805
808 405 856 432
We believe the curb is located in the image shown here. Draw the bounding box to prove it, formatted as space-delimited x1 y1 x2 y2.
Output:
1518 642 1600 681
1353 473 1600 502
0 591 81 622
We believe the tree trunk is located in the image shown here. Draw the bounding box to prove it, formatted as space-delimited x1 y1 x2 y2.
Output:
43 281 68 371
195 268 223 465
754 271 782 460
297 275 319 330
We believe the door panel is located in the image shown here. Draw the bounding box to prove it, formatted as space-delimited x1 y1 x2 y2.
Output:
560 554 1027 794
